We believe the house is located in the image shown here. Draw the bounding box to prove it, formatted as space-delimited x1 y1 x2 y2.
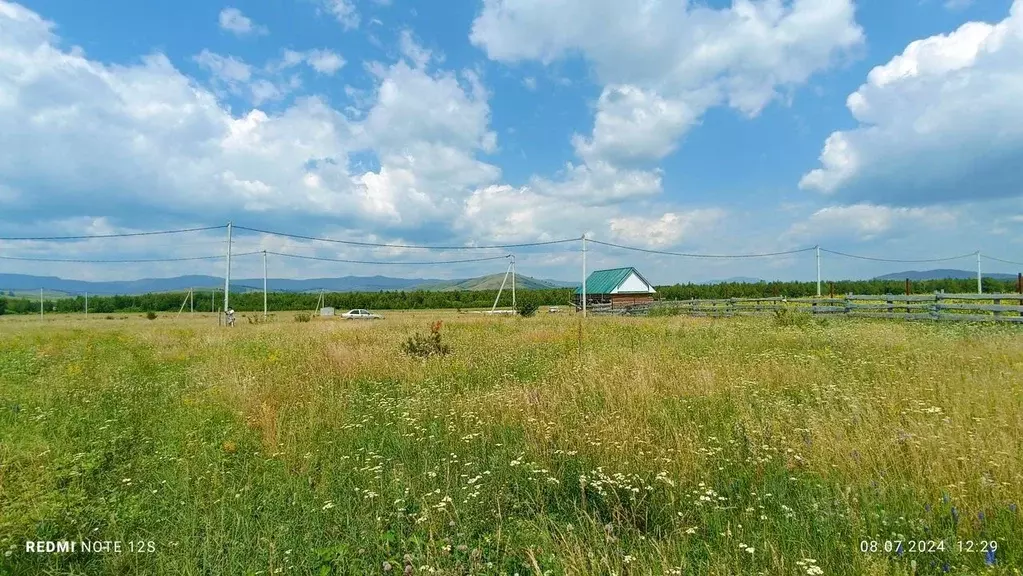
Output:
574 267 656 310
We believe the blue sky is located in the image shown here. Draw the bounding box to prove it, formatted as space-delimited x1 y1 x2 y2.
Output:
1 0 1022 284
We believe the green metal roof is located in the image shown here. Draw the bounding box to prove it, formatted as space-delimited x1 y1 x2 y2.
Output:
575 267 651 295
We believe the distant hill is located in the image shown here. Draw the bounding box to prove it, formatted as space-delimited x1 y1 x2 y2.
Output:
0 272 574 297
540 278 581 288
412 273 568 291
875 269 1018 281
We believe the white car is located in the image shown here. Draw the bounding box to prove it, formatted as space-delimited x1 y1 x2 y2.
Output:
341 309 382 320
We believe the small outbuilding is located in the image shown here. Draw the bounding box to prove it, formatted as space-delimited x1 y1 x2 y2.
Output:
575 267 656 310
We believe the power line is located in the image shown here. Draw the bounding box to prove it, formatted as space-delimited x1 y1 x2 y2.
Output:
0 251 261 263
234 225 578 250
981 254 1023 266
587 238 816 259
0 225 227 241
820 248 976 264
266 251 511 265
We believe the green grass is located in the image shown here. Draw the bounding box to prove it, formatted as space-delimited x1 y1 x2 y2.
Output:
0 312 1021 575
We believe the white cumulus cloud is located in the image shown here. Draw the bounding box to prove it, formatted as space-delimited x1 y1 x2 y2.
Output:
801 0 1023 205
218 7 268 36
472 0 863 165
610 210 727 248
786 204 958 241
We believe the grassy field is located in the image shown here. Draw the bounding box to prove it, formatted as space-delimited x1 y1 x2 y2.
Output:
1 311 1021 575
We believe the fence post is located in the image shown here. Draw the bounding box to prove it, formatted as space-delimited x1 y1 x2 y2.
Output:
886 297 893 316
931 292 940 321
994 296 1002 320
844 294 851 317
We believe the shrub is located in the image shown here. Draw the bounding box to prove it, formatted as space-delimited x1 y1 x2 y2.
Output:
0 297 6 316
294 313 312 323
146 311 157 320
248 314 275 324
648 305 683 317
105 315 114 320
517 300 539 318
773 307 811 328
402 321 451 358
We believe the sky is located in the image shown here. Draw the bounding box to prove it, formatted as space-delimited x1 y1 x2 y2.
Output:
1 0 1022 285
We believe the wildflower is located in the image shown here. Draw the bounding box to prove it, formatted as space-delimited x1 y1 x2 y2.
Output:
623 555 634 564
383 562 393 572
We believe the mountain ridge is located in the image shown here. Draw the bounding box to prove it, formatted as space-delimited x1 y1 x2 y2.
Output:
0 272 577 296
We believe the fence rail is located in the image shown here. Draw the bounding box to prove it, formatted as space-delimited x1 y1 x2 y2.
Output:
607 293 1023 323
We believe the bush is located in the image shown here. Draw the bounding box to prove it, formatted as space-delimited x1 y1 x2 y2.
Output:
517 300 539 318
402 321 451 358
648 305 683 317
773 307 811 328
146 311 157 320
0 297 6 316
294 313 311 323
248 314 275 324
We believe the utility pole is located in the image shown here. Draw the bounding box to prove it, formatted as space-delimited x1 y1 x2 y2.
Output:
39 288 43 319
190 288 194 313
511 255 516 309
224 222 233 315
262 250 268 319
815 245 821 297
85 291 88 319
581 234 587 318
223 224 233 315
976 251 982 295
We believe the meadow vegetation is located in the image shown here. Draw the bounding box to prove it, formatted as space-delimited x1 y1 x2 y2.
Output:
0 311 1020 575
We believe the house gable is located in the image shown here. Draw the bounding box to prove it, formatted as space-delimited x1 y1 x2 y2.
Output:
612 271 656 294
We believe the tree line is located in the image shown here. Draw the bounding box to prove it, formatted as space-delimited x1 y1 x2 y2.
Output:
0 288 576 315
0 277 1020 315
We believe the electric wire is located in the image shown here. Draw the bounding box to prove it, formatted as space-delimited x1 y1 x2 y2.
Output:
980 254 1023 266
0 251 262 263
819 248 976 264
265 251 512 265
587 238 816 259
234 225 578 250
0 225 227 241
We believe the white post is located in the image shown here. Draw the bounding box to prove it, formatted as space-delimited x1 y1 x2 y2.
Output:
262 250 268 319
816 245 821 297
190 288 194 313
511 257 516 309
491 263 512 312
977 251 982 294
224 222 233 315
581 234 587 318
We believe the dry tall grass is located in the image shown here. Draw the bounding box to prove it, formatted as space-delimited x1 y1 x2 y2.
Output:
0 311 1020 575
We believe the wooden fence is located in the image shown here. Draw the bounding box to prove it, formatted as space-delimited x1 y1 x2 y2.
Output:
599 293 1023 323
